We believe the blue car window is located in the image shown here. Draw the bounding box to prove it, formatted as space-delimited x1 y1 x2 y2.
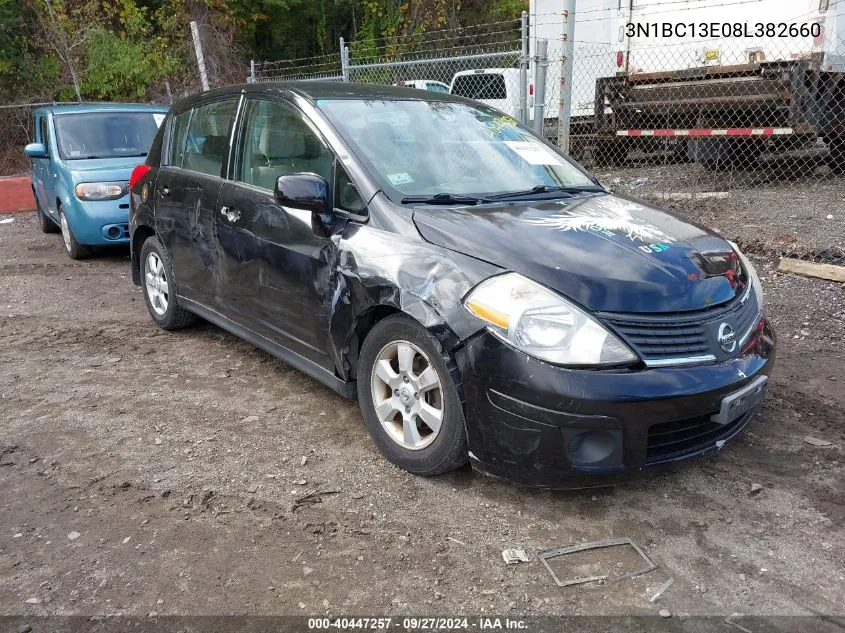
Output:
54 112 161 160
38 117 49 152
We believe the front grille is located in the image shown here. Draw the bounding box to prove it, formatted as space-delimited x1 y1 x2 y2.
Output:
601 285 759 364
646 411 752 463
605 320 710 359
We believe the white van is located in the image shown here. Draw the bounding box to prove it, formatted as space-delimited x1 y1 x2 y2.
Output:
449 69 522 118
397 79 451 93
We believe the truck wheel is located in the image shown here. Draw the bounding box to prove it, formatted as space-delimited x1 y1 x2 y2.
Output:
593 140 626 167
357 315 468 476
828 136 845 175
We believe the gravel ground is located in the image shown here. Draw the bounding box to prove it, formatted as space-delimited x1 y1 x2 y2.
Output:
599 162 845 259
0 206 843 620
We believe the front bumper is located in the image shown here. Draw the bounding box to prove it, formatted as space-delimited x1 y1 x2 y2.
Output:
65 196 130 245
454 318 776 488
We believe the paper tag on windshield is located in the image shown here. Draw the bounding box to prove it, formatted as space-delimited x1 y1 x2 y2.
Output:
503 141 563 166
153 113 166 127
387 172 414 185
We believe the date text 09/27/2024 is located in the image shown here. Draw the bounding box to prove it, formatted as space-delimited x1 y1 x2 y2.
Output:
307 617 528 630
625 22 822 39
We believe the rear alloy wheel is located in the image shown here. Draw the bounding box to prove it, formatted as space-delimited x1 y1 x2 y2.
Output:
358 315 468 475
59 208 91 260
139 236 197 330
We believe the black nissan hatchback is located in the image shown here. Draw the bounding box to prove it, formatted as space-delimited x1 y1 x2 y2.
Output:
129 83 775 487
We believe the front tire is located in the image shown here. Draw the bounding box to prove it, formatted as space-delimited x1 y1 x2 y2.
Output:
357 315 468 476
139 236 197 330
59 208 92 259
35 194 59 234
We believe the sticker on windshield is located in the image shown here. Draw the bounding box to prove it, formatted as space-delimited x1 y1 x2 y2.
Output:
503 141 563 166
153 113 166 127
387 172 414 186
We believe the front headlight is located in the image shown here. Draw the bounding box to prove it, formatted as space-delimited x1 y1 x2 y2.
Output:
463 273 638 366
729 241 763 309
75 182 126 201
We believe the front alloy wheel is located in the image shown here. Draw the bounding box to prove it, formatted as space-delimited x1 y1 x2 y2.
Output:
58 208 91 259
358 315 468 476
370 340 444 450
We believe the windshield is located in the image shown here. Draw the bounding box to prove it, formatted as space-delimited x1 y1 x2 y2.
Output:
316 99 594 200
55 111 165 160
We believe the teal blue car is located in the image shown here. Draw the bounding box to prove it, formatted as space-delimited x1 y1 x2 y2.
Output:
25 103 169 259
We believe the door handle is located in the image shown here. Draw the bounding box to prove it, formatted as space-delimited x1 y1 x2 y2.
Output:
220 206 241 222
158 185 170 197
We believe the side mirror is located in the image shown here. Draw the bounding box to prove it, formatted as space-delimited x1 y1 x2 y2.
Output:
24 142 48 159
274 173 329 214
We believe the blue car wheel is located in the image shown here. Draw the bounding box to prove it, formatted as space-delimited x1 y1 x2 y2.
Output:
59 206 92 260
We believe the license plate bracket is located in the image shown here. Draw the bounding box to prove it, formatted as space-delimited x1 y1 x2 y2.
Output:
711 375 768 425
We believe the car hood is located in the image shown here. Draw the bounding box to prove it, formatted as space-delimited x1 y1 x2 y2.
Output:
68 157 145 182
412 193 742 313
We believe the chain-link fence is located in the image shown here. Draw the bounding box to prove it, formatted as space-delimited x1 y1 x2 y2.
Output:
0 104 49 177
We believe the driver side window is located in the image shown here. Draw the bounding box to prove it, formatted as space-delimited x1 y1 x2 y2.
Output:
237 99 332 191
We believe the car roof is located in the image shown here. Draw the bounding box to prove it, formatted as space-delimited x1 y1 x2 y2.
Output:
36 102 169 116
170 81 480 113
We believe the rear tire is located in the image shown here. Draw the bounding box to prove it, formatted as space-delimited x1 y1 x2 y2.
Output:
59 208 92 260
357 315 468 476
35 194 59 234
139 236 197 330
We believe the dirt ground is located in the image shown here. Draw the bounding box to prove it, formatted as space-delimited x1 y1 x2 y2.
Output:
1 198 843 622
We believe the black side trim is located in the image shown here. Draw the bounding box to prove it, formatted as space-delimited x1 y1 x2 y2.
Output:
179 296 356 400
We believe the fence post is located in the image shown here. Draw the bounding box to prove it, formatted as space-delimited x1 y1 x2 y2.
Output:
533 39 548 135
248 60 256 84
557 0 576 152
190 21 210 91
519 10 529 125
340 37 350 82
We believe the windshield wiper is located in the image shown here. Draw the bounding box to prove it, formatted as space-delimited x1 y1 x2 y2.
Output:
401 193 491 205
485 184 605 201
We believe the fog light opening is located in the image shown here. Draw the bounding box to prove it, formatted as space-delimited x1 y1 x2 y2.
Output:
564 429 623 468
107 226 120 239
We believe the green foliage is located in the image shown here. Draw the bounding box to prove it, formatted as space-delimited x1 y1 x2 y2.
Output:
82 27 168 101
2 0 528 103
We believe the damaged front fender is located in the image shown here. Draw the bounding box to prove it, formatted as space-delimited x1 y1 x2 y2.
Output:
327 203 500 387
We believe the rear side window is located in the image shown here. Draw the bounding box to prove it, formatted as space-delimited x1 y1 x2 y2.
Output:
451 74 507 100
426 82 449 93
167 110 191 167
182 99 237 177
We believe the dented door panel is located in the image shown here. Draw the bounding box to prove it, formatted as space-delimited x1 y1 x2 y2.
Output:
154 167 223 305
215 180 336 370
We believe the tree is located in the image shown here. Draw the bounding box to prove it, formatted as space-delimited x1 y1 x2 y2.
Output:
32 0 101 101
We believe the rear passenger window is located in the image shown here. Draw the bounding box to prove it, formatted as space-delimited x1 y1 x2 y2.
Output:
182 99 237 177
167 110 191 168
236 99 332 191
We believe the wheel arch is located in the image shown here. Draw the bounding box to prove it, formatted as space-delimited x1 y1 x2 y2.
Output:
131 224 156 286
